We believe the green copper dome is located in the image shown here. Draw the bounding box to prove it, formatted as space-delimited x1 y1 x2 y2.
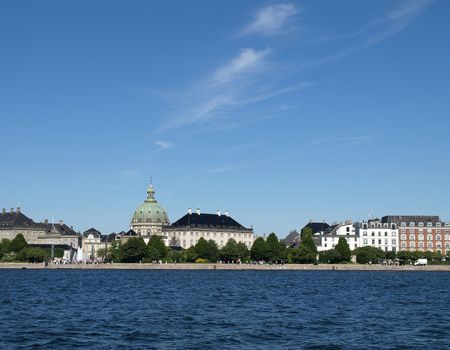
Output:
131 184 170 225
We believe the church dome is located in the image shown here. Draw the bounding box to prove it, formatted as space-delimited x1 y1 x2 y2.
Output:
131 184 170 225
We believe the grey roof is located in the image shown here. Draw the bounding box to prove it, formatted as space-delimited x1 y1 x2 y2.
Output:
382 215 441 224
84 228 102 236
283 231 300 246
169 213 251 231
0 210 35 228
302 222 330 234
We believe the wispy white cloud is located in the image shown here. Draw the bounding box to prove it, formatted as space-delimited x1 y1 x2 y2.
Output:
309 0 433 67
119 169 140 178
241 3 299 36
309 135 373 146
159 48 309 132
221 142 264 153
152 140 173 154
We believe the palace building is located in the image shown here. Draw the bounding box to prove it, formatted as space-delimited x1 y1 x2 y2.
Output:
129 183 255 248
130 183 170 239
0 207 80 260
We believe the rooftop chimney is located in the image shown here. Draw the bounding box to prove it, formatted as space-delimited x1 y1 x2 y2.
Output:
217 210 221 216
188 208 192 215
10 208 14 214
225 210 229 217
44 219 48 224
196 208 200 215
59 220 64 225
2 208 5 215
16 207 20 213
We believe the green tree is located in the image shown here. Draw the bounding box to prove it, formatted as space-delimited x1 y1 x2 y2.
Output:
120 237 147 263
0 239 12 259
10 234 28 253
194 238 218 262
147 235 168 260
300 231 317 254
220 238 239 262
318 249 342 264
250 237 268 261
236 242 250 262
354 246 385 264
18 247 49 263
289 245 317 263
110 240 122 262
266 233 286 262
335 237 351 262
301 227 314 240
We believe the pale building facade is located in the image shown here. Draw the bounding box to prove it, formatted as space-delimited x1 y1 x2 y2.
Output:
130 184 170 238
383 216 450 255
163 209 255 249
0 207 80 259
316 221 358 252
356 219 399 252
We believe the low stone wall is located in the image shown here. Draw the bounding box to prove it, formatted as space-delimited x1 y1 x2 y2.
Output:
1 262 450 271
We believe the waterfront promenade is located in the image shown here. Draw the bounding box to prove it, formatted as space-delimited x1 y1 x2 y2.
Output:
1 262 450 271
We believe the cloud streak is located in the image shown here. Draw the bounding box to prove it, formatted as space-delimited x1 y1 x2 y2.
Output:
241 3 299 36
159 48 309 132
152 140 173 154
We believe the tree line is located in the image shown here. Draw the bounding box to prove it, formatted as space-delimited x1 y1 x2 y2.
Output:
0 234 63 262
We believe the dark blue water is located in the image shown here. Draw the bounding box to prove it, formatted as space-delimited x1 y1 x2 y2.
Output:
1 270 449 349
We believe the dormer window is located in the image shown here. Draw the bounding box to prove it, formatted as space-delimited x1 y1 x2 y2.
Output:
409 222 415 227
427 222 433 227
418 222 424 227
401 222 406 227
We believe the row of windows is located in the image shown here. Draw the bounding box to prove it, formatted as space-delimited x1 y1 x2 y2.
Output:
362 239 396 245
401 241 449 248
400 228 449 234
167 231 252 239
400 234 450 241
362 231 396 237
362 223 397 229
400 222 450 227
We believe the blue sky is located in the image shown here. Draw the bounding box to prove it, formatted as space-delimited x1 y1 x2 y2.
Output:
1 0 449 237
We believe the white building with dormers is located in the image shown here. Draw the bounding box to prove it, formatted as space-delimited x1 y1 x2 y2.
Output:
356 219 399 252
129 183 255 248
315 221 358 252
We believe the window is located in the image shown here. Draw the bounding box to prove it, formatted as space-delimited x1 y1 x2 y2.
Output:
436 222 442 227
427 242 433 248
378 239 382 244
392 231 396 237
409 234 415 240
378 231 381 236
418 222 424 227
372 232 375 237
409 222 415 227
401 234 406 240
427 234 433 241
401 242 407 248
445 235 450 241
418 242 424 248
385 232 388 236
363 231 367 236
418 234 424 241
372 239 375 244
436 242 442 248
391 239 396 245
363 239 368 244
427 222 433 227
401 222 406 227
445 242 450 248
409 241 415 248
436 235 441 241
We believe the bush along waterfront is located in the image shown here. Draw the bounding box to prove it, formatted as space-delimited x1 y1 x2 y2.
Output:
0 234 63 263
